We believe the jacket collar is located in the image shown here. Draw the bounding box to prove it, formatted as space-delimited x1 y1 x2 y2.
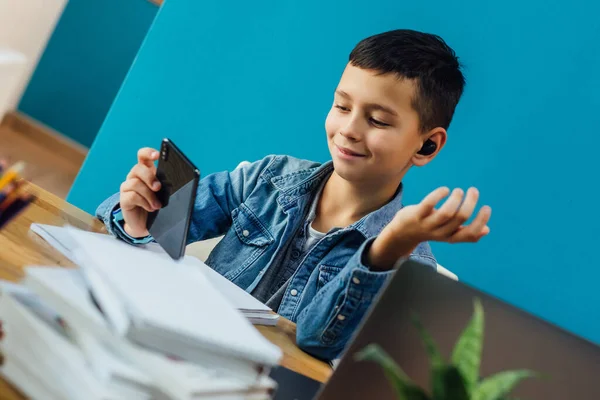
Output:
271 161 403 238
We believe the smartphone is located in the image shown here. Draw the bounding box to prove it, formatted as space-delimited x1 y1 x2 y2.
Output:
147 138 200 260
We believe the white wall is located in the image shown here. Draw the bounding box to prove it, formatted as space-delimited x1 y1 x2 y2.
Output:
0 49 27 120
0 0 68 110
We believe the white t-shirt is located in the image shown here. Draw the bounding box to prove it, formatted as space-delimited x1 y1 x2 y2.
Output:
303 223 326 252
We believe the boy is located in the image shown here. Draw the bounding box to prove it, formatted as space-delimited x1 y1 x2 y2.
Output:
96 29 491 361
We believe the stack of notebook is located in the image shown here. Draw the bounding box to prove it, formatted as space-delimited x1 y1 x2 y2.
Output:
0 226 283 399
0 281 164 399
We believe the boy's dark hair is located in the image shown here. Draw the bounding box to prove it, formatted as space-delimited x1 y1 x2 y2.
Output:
349 29 465 132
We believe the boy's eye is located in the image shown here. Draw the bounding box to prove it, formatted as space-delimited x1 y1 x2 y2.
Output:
335 104 350 112
370 118 390 127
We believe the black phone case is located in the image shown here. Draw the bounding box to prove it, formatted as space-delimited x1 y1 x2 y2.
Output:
147 139 200 260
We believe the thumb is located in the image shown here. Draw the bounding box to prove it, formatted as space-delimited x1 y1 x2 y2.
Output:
137 147 160 167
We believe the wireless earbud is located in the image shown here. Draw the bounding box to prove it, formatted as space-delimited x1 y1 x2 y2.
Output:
417 139 437 156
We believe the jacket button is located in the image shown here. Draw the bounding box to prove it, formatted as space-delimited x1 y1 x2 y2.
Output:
352 277 360 285
242 230 250 237
337 314 346 321
290 289 298 296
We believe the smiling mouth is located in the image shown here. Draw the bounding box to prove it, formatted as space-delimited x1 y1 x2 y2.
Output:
336 145 366 157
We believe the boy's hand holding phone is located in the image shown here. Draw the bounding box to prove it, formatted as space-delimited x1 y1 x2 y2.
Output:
119 148 162 238
368 187 492 271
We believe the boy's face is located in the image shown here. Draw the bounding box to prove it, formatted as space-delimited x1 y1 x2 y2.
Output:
325 64 441 186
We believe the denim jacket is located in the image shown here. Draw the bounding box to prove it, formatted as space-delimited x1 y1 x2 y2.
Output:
96 155 437 360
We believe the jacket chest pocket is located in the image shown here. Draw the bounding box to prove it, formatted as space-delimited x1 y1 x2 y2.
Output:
317 264 343 291
221 204 274 281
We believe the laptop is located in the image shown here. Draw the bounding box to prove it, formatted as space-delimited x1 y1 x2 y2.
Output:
270 259 600 399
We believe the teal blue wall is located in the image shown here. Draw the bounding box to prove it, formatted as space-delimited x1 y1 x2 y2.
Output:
70 0 600 343
18 0 158 147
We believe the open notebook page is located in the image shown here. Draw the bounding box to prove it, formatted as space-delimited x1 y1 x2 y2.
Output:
30 224 277 317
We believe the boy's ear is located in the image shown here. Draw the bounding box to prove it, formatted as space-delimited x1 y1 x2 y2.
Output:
412 127 447 167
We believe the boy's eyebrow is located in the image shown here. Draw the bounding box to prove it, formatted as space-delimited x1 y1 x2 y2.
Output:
335 89 352 99
336 90 398 117
369 103 398 117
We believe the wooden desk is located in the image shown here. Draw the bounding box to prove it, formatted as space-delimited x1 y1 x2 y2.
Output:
0 183 331 398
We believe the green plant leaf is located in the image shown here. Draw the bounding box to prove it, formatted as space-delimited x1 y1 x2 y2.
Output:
411 313 444 369
355 344 431 400
451 298 485 393
431 365 470 400
355 344 410 381
473 370 537 400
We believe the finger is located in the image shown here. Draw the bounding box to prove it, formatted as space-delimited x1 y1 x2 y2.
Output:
450 224 490 243
418 187 450 217
127 163 160 191
120 191 154 213
449 206 492 243
428 188 465 226
137 148 160 167
120 179 161 210
435 187 479 236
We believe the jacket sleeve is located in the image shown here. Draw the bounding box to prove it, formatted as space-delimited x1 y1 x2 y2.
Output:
95 156 278 245
294 238 436 361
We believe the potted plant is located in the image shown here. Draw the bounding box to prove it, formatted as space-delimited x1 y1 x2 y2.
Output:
355 299 538 400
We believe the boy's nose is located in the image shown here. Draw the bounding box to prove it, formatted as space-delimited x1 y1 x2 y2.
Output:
339 126 364 142
339 120 364 142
